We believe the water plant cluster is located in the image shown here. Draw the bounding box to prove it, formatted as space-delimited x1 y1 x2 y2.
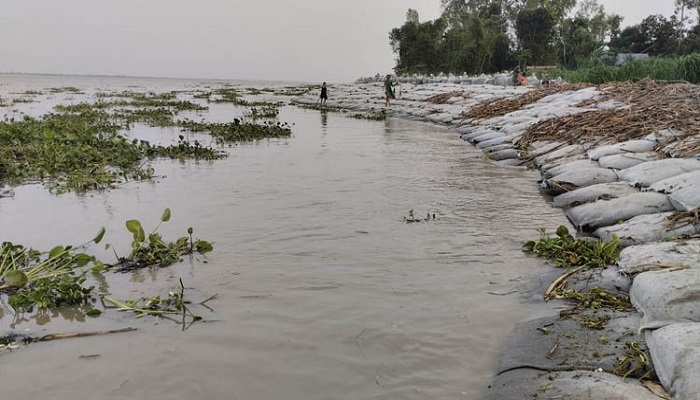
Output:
0 209 213 324
103 278 216 330
403 209 436 223
180 119 292 144
523 226 626 326
0 112 225 193
523 225 620 269
111 208 213 272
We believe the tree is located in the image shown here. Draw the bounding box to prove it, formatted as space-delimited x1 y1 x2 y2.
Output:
389 12 448 74
515 7 557 65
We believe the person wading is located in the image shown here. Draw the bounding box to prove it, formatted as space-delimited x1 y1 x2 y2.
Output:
384 74 395 106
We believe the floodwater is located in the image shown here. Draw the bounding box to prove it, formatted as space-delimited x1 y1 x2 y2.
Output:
0 75 567 399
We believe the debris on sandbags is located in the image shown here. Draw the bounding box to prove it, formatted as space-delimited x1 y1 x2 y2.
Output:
519 80 700 159
461 83 594 121
425 90 464 104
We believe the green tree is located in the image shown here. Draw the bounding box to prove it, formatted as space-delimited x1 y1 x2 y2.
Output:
390 11 448 74
515 7 557 65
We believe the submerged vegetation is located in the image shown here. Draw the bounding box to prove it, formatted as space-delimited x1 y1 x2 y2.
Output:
103 279 216 330
0 83 302 193
0 112 225 193
180 119 291 144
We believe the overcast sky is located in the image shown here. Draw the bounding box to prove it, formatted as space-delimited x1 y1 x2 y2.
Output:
0 1 681 83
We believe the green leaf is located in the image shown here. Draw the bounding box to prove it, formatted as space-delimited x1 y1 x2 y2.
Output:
93 227 106 244
195 240 213 253
49 245 65 259
91 261 105 273
187 227 193 235
86 308 102 317
555 225 570 238
4 270 28 288
73 253 93 267
161 208 171 222
126 220 142 236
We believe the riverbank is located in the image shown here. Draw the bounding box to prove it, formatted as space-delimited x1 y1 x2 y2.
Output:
294 78 700 399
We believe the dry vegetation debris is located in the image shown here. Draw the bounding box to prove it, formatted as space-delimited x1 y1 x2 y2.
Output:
460 83 593 120
519 80 700 158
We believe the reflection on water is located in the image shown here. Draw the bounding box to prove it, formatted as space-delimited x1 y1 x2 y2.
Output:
0 75 568 400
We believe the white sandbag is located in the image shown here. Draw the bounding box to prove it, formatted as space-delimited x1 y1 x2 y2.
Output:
617 239 700 274
670 185 700 211
461 128 496 142
645 171 700 211
646 170 700 193
542 158 599 179
476 135 513 150
566 192 674 230
471 131 506 143
540 167 619 195
597 152 660 170
553 182 638 208
587 140 656 161
646 323 700 400
528 141 564 158
618 158 700 187
487 148 519 161
595 212 699 247
631 269 700 330
534 144 585 167
456 125 478 135
494 158 524 167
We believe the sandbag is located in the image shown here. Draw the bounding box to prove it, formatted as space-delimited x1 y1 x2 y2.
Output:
646 170 700 194
534 144 585 167
566 192 674 230
587 139 656 160
461 128 496 142
553 182 638 208
617 239 700 274
630 269 700 330
494 312 641 376
540 167 619 195
597 152 661 170
528 141 565 158
670 185 700 211
646 323 700 400
475 134 515 150
485 369 662 400
542 158 599 179
487 148 519 161
595 212 699 247
618 158 700 187
645 170 700 211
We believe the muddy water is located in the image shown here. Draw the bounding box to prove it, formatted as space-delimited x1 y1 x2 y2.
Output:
0 76 567 399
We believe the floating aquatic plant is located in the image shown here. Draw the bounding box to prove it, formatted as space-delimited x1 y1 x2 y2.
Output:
523 225 620 269
109 208 213 272
103 278 216 330
403 209 436 223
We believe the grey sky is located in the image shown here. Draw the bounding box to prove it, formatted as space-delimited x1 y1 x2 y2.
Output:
0 1 683 83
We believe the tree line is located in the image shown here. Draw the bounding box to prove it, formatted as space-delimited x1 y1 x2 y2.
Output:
389 0 700 75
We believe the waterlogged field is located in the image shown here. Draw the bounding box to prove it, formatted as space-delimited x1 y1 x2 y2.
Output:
0 74 569 399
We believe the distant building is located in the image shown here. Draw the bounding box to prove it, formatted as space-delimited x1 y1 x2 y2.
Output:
614 53 650 67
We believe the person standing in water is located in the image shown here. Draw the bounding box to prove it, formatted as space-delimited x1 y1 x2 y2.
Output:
319 82 328 106
384 75 395 106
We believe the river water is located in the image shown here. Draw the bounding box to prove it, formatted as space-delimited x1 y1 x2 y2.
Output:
0 75 567 399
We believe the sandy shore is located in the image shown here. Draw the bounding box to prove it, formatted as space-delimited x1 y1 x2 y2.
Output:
294 78 700 400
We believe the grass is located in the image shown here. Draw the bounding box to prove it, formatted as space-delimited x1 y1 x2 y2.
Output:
552 52 700 84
